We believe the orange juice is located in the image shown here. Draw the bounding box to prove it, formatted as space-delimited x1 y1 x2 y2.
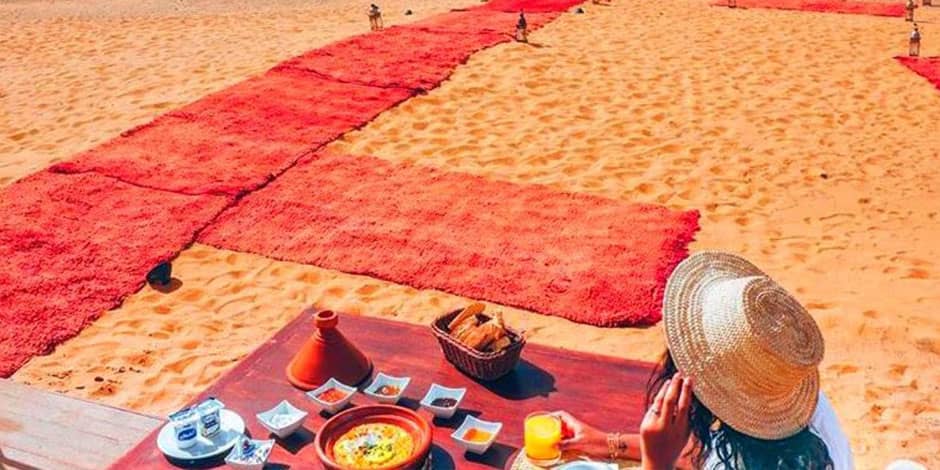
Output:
524 412 562 465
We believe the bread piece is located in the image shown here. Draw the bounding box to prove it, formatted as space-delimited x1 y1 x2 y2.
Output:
448 303 486 331
466 322 504 351
453 320 479 343
492 311 505 330
459 325 485 350
488 336 513 352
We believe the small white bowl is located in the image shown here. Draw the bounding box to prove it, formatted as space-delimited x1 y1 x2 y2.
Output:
363 373 411 404
419 383 466 419
256 400 308 438
451 415 502 455
224 436 274 470
305 378 357 415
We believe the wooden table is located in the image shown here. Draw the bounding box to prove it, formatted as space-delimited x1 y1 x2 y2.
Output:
111 311 653 469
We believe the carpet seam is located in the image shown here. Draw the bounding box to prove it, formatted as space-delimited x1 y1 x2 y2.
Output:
275 65 422 93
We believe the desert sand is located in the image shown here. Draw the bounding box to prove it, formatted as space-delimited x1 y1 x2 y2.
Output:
5 0 940 468
0 0 475 187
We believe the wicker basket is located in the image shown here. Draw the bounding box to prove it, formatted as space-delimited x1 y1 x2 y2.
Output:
431 309 525 381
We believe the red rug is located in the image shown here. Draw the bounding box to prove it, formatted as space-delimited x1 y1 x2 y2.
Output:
0 171 230 377
896 56 940 91
52 69 413 196
200 154 699 327
711 0 904 16
411 9 562 34
476 0 585 12
277 26 508 91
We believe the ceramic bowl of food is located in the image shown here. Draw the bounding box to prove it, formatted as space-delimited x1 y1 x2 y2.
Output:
316 404 432 470
364 373 411 405
419 383 466 419
451 415 502 455
256 400 308 438
306 378 357 415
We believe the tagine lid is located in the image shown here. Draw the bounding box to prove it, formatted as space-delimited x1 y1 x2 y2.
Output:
286 309 373 390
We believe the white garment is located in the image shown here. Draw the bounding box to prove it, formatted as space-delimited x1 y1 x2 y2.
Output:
705 392 855 469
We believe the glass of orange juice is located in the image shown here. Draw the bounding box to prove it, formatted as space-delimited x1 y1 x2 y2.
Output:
524 412 562 466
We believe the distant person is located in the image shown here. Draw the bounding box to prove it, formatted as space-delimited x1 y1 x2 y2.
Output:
909 23 921 57
369 4 383 31
515 11 528 42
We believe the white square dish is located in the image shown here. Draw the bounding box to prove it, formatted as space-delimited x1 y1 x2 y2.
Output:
363 373 411 404
224 436 274 470
451 415 502 455
419 383 466 419
305 378 357 415
256 400 308 438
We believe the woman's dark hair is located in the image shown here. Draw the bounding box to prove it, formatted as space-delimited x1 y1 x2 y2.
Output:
646 351 834 470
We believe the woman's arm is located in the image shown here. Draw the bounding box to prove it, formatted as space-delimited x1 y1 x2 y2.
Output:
555 373 695 469
555 412 643 461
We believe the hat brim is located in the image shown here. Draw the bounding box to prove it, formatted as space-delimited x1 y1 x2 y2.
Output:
663 251 819 440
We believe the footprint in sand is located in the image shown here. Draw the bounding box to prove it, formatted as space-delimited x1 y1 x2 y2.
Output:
827 364 859 376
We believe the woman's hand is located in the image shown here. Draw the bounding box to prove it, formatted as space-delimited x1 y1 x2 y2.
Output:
640 373 693 470
552 411 609 457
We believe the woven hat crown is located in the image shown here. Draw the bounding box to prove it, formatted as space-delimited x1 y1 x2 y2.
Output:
702 276 823 387
664 252 825 440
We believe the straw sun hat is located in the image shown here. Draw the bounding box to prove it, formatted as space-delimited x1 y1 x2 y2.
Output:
663 251 825 440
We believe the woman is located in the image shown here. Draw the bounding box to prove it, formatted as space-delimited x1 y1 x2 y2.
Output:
556 252 854 469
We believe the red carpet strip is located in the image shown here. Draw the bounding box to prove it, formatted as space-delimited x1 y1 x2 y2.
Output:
710 0 904 16
52 69 413 196
49 8 574 196
0 171 230 377
896 56 940 91
200 154 699 327
0 4 605 374
276 26 508 91
476 0 587 13
410 9 562 34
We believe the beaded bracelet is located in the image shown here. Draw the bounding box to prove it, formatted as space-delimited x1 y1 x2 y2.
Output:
606 432 628 460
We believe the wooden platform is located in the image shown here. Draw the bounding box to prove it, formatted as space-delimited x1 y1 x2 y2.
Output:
0 379 160 470
112 310 654 469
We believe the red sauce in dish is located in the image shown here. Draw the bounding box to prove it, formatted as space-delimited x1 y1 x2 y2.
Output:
375 385 400 396
317 388 348 403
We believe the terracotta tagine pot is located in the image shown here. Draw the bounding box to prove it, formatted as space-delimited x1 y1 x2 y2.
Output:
316 405 433 470
286 309 373 390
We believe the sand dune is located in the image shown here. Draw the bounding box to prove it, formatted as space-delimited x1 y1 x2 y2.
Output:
6 0 940 468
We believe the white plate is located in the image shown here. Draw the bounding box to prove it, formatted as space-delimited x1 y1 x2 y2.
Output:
157 408 246 461
556 461 618 470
